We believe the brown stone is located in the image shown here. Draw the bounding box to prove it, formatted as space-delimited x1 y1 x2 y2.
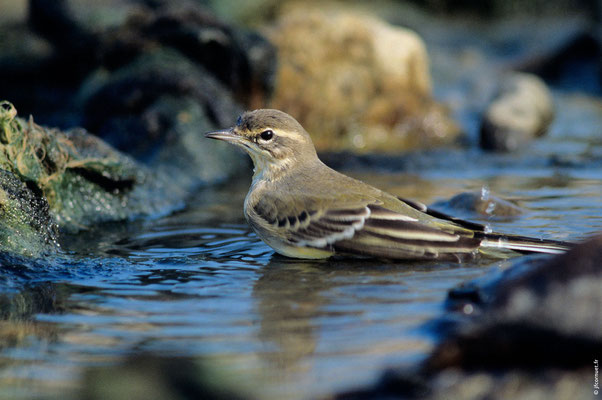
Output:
266 7 461 152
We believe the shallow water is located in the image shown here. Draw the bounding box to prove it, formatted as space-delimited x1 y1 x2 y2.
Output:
1 128 601 399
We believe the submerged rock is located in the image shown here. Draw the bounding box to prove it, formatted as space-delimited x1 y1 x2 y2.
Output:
266 7 462 152
480 73 554 152
337 234 601 400
431 189 524 220
0 101 185 243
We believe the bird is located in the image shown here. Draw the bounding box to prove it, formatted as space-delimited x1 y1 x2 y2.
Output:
205 109 571 261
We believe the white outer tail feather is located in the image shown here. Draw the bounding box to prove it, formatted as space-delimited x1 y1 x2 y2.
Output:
479 234 570 255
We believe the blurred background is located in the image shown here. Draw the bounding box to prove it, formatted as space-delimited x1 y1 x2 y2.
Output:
0 1 601 400
1 0 600 161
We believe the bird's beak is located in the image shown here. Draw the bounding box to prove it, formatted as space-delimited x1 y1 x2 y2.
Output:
204 128 240 142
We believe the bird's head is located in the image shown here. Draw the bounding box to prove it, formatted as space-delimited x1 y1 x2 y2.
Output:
205 109 318 180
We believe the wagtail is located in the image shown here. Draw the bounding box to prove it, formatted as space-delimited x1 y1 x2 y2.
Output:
206 109 570 261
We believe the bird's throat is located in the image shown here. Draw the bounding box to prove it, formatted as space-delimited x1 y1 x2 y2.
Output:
249 153 293 183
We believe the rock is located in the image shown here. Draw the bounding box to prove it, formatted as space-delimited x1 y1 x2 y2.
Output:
479 73 554 152
266 6 462 152
22 0 276 186
430 189 524 219
0 169 59 257
442 234 602 353
0 101 185 236
336 234 602 400
80 49 248 189
28 0 276 108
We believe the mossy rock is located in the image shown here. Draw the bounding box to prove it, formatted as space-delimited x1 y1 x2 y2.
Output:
0 101 185 250
0 168 59 257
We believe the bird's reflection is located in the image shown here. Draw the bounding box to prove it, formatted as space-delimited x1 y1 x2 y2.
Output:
252 256 328 374
251 253 451 377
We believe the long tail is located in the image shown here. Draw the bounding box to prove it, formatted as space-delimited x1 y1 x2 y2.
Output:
477 232 572 255
396 196 573 256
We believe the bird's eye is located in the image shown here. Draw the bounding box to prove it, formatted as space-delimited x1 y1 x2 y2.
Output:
259 130 274 141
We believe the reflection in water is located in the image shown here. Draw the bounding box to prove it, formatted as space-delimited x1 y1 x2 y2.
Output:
251 256 492 398
0 158 601 399
254 259 323 371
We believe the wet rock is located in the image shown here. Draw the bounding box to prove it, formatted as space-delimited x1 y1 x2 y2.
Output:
110 0 276 107
0 169 59 257
22 0 275 186
443 234 601 350
266 6 462 152
0 101 185 236
28 0 276 108
479 73 554 152
431 189 524 220
80 49 248 188
337 234 602 400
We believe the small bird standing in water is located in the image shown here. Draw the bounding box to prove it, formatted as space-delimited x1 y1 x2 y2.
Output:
206 109 570 261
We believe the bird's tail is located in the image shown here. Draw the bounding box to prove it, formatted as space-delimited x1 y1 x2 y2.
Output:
477 232 572 255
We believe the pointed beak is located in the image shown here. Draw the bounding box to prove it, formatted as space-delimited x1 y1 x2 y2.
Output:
205 128 257 155
205 129 240 142
204 128 239 142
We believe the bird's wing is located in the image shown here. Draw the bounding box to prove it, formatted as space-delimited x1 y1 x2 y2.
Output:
332 203 481 260
395 196 487 232
260 199 482 260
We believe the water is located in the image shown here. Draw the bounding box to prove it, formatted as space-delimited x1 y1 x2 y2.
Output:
1 137 601 399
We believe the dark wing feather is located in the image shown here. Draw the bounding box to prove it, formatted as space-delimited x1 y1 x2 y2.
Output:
333 205 481 260
396 196 486 232
261 202 482 260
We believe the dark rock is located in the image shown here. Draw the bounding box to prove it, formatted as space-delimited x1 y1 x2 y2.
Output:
21 0 275 187
337 234 602 400
480 73 554 152
28 0 276 108
80 49 248 188
107 0 275 107
434 234 601 371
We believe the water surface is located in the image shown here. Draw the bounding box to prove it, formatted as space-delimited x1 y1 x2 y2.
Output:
1 138 601 399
